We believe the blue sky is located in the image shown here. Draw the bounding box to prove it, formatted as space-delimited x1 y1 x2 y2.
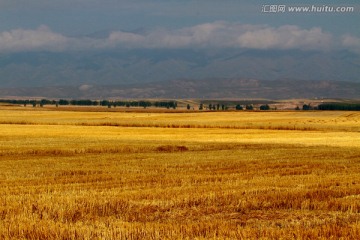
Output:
0 0 359 52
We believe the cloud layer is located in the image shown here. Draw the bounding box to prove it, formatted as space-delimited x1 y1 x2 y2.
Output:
0 25 68 52
0 21 359 53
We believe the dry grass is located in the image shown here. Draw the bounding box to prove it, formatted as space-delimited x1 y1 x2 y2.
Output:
1 106 359 132
0 106 360 239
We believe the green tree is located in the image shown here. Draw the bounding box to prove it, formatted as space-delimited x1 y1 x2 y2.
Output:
199 103 203 110
260 104 270 110
303 104 312 110
246 105 253 110
59 99 69 105
235 104 243 110
100 100 110 106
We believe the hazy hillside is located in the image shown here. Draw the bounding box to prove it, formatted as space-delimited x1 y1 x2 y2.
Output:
0 49 359 88
1 79 359 100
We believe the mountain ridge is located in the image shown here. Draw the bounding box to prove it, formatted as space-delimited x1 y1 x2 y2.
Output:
0 49 359 88
0 78 359 100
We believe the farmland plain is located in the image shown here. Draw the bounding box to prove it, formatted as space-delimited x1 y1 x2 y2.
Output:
0 106 360 239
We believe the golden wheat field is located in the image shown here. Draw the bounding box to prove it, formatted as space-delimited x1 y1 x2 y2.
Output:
0 105 360 239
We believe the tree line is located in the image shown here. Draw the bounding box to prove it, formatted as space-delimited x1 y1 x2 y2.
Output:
317 103 360 111
299 103 360 111
0 99 177 109
0 98 277 110
9 99 359 111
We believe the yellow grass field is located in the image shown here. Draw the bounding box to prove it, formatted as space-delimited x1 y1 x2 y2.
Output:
0 106 360 239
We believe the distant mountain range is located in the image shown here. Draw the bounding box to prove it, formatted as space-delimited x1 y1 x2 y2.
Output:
1 79 359 100
0 48 359 89
0 47 359 99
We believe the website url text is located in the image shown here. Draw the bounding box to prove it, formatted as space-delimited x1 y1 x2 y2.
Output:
261 5 355 13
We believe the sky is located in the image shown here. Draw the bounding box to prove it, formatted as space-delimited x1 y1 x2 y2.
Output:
0 0 359 53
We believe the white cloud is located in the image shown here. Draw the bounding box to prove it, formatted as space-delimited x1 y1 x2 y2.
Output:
106 22 334 50
0 22 358 53
236 25 333 50
0 25 68 52
342 35 360 53
108 31 145 47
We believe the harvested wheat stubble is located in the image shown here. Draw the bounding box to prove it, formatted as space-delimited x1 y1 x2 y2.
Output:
0 106 360 239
